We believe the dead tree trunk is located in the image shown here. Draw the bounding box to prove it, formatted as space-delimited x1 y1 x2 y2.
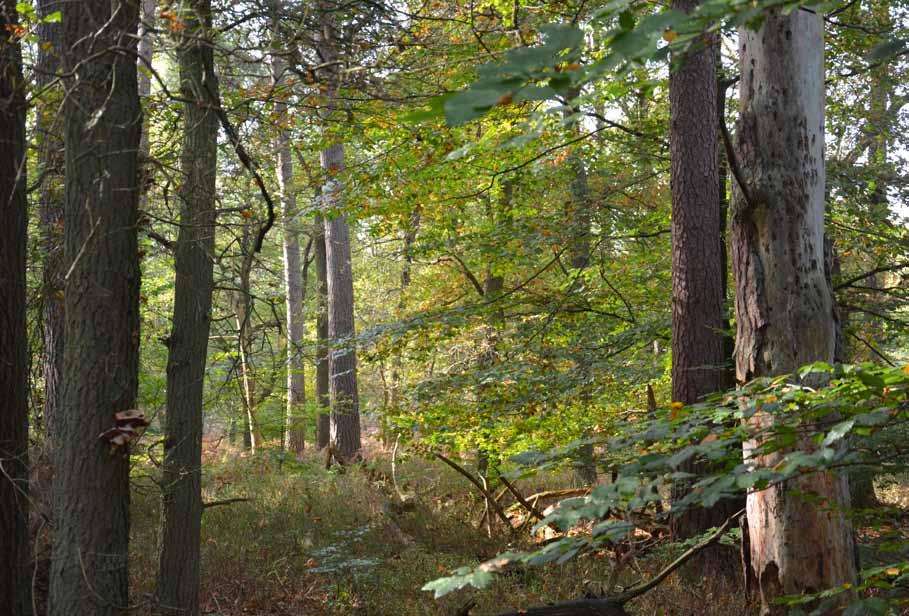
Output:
731 8 856 613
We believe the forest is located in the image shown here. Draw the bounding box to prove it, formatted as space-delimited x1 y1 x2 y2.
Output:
0 0 908 614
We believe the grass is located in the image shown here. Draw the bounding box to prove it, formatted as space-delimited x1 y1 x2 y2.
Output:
121 437 756 615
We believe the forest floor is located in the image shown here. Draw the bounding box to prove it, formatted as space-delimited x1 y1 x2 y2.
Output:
31 436 907 615
126 436 748 616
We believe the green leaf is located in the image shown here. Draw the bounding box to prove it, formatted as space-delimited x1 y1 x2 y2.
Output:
619 10 635 31
42 9 61 22
822 420 854 447
422 567 494 598
866 39 907 63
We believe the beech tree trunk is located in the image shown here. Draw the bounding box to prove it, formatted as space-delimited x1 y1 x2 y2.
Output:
36 0 64 440
668 0 739 541
731 9 856 613
314 209 331 449
49 1 142 613
0 3 31 612
273 54 306 455
157 1 219 613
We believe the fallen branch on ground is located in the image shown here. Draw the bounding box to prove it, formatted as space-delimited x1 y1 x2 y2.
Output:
434 452 516 536
203 497 251 510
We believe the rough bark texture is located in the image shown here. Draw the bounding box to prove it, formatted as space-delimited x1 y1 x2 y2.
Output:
314 209 331 449
36 0 65 439
273 55 306 455
668 0 739 541
732 9 856 614
321 143 362 461
49 1 142 613
316 3 362 462
0 3 31 612
157 1 218 613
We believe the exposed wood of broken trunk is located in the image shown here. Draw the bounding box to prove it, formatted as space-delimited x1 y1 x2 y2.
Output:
731 8 856 613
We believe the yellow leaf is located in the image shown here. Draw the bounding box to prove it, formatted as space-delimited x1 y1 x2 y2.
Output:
663 29 678 43
669 401 684 420
886 567 901 576
903 364 909 375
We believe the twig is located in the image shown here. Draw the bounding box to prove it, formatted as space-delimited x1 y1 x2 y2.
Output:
613 507 745 602
434 452 516 535
496 507 745 616
498 475 548 523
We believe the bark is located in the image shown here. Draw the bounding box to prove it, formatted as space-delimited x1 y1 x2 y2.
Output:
49 1 142 613
36 0 65 440
0 2 31 612
561 90 596 485
390 211 419 410
273 53 306 455
235 282 264 452
563 91 591 271
157 1 219 613
314 209 331 449
317 7 361 462
321 144 362 462
731 9 856 614
668 0 739 541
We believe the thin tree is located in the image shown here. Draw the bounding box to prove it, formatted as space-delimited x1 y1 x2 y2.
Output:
36 0 64 440
49 0 142 613
314 208 331 449
157 0 219 613
731 8 856 612
272 45 306 455
0 2 31 613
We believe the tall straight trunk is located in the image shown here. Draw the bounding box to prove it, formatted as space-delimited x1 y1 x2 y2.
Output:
732 9 856 613
317 6 361 462
386 210 420 443
235 283 263 452
563 88 591 271
321 144 361 461
562 90 596 484
49 1 142 613
0 3 30 613
314 209 331 449
157 1 218 613
273 55 306 455
36 0 64 440
668 0 738 540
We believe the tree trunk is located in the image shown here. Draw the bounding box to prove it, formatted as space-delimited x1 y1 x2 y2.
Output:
314 209 331 449
317 6 361 462
273 54 306 456
157 1 219 613
49 1 142 613
731 9 856 613
668 0 739 541
235 283 263 452
36 0 64 441
0 3 31 613
561 90 597 485
321 143 362 462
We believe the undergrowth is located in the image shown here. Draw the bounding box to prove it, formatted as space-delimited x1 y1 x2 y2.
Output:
120 438 755 615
